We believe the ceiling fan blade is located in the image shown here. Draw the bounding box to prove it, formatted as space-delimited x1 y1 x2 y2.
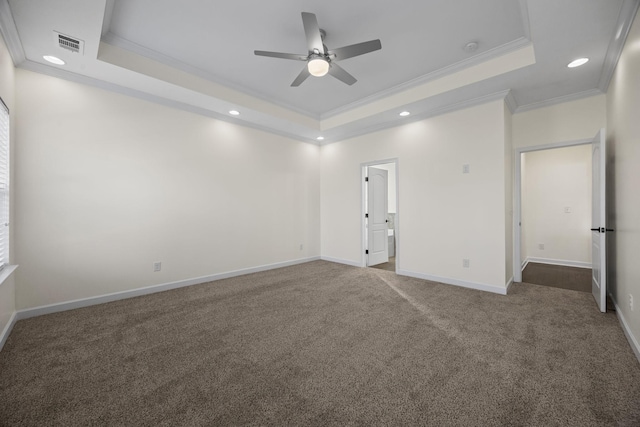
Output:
254 50 307 61
328 63 357 85
301 12 324 53
329 39 382 61
291 66 311 87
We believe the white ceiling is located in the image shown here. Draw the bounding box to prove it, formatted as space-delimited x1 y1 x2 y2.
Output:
0 0 638 143
107 0 526 116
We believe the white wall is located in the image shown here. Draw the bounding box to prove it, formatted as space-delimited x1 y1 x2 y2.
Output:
321 100 510 292
606 7 640 357
0 34 16 346
512 95 606 149
14 69 320 309
521 145 592 266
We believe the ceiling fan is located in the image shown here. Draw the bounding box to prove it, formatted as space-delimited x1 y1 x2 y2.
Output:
254 12 382 87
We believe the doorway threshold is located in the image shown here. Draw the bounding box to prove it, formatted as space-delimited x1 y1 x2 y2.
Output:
369 256 396 272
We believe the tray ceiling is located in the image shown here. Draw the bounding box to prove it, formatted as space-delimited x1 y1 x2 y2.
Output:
1 0 637 143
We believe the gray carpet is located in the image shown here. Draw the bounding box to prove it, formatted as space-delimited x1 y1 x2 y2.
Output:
1 260 639 426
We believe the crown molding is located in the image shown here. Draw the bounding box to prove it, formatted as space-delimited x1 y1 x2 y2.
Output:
504 90 518 113
18 59 320 145
514 88 604 114
101 0 116 36
0 0 26 65
518 0 532 40
101 30 533 126
19 57 514 146
101 32 320 121
321 90 511 145
597 0 640 92
321 37 532 120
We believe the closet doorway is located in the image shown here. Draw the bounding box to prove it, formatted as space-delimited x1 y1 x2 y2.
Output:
519 143 593 293
514 129 609 312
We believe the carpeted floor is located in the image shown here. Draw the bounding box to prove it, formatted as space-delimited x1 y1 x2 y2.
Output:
1 260 639 426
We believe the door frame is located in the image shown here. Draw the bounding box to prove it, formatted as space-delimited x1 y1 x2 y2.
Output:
361 158 400 269
513 138 593 283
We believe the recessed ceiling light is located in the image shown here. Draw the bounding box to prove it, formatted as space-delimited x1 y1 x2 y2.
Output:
229 110 240 116
567 58 589 68
316 136 325 141
399 111 411 117
43 55 65 65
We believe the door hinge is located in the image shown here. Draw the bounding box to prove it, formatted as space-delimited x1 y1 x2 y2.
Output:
365 213 369 218
365 177 369 182
366 250 369 254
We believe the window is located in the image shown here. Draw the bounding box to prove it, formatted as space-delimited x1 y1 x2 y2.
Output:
0 97 9 270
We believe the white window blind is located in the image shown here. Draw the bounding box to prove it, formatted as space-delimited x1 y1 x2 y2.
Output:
0 98 9 270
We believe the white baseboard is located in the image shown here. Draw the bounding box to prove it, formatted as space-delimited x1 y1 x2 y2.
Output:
320 256 363 268
521 258 530 271
611 296 640 364
523 257 592 270
506 276 514 293
396 269 508 295
16 256 321 321
0 310 17 352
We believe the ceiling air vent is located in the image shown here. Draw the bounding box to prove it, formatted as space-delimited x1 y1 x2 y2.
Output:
53 31 84 55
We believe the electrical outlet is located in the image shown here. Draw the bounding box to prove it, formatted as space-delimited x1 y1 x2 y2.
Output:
630 294 634 311
299 244 304 250
564 207 572 213
153 262 161 272
538 243 545 250
462 164 470 174
463 259 470 268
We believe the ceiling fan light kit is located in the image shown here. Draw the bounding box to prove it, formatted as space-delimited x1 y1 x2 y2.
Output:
308 57 329 77
254 12 381 86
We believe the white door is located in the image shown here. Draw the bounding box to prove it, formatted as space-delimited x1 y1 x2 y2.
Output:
367 167 389 266
591 129 607 312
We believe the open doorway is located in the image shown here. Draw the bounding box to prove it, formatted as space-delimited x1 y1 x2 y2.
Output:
362 160 398 272
519 144 593 293
514 129 609 312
